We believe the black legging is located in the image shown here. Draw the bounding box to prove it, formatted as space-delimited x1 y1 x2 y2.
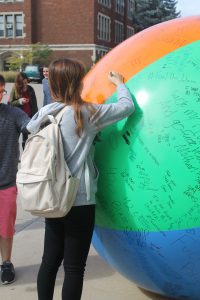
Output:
37 205 95 300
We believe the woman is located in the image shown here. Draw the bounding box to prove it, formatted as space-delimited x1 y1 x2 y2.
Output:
10 72 38 149
42 66 53 106
27 58 135 300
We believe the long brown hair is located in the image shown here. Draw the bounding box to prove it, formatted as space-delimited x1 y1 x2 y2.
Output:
15 72 28 96
48 58 89 137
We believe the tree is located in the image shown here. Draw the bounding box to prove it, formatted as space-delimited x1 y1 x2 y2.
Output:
31 43 53 65
133 0 180 33
6 51 32 71
6 43 53 71
133 0 161 32
161 0 180 21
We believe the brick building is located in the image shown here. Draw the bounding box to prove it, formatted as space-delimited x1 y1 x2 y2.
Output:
0 0 135 70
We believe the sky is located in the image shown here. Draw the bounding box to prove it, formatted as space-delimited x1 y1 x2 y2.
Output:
177 0 200 17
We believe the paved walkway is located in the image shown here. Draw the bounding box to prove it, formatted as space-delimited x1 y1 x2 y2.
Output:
1 83 170 299
1 199 170 300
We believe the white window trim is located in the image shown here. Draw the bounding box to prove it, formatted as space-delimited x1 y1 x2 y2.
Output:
127 0 135 20
115 20 124 43
0 12 24 39
97 13 111 42
127 25 135 38
98 0 111 8
0 1 23 3
115 0 125 15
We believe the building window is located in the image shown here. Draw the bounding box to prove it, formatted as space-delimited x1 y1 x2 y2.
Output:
0 13 23 38
15 14 23 36
127 0 135 19
98 13 111 42
97 50 108 59
127 26 135 38
115 0 124 15
115 20 124 43
0 15 4 37
98 0 111 8
6 15 14 37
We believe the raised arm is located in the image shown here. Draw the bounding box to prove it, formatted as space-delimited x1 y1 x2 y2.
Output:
89 71 135 131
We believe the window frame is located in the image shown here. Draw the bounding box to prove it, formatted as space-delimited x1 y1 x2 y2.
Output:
0 12 24 39
98 0 111 9
127 25 135 38
115 20 124 44
0 0 23 3
97 13 111 42
115 0 125 15
127 0 135 20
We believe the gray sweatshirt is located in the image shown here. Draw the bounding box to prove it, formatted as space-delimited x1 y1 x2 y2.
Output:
27 84 135 206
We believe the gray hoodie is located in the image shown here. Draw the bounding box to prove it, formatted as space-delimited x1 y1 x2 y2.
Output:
27 84 135 206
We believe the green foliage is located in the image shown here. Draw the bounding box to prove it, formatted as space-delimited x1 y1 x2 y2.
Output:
133 0 180 33
162 0 180 21
6 50 32 71
0 71 18 82
31 43 53 65
6 43 53 71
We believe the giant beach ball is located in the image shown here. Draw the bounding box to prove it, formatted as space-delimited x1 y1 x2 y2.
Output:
82 16 200 299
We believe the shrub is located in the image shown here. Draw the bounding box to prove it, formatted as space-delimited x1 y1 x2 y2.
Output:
0 71 18 83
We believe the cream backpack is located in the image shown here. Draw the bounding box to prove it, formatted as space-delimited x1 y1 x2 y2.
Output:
17 106 83 218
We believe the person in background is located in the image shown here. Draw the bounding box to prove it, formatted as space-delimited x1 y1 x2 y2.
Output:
9 72 38 149
0 74 30 285
26 58 135 300
42 66 53 106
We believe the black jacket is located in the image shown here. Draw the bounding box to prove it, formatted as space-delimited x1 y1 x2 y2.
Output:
10 85 38 117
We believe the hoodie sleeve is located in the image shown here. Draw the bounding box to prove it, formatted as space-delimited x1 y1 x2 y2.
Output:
89 84 135 131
